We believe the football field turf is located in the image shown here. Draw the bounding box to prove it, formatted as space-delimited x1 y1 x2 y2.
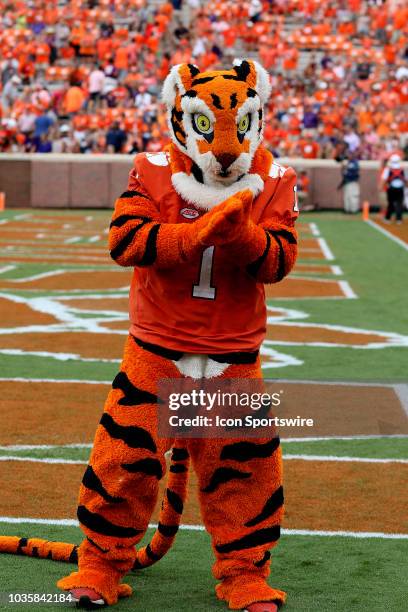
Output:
0 209 407 611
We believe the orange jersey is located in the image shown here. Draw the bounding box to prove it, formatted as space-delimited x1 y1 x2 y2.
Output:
112 152 298 354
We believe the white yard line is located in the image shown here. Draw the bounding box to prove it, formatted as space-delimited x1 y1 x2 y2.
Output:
317 237 335 260
0 377 111 384
331 265 343 275
11 270 66 283
269 379 397 387
309 222 320 237
284 454 408 464
1 454 406 465
0 456 87 465
394 384 408 417
366 219 408 251
64 237 81 244
0 444 92 451
0 265 16 274
282 434 408 442
338 280 358 299
88 235 101 243
1 437 405 451
281 528 408 540
0 516 406 539
0 349 121 364
13 214 32 220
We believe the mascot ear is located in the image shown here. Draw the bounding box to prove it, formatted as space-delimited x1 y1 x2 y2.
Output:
162 63 200 107
233 59 272 105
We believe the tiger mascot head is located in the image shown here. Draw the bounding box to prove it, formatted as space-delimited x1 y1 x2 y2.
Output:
162 59 272 208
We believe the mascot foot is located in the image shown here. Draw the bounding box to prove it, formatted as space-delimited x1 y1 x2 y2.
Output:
216 576 285 610
245 602 280 612
70 588 105 609
58 571 132 606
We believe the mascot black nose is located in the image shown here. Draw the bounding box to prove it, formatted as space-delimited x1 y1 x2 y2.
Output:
216 153 238 172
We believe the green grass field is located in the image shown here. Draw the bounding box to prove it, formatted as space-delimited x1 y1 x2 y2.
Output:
0 209 407 611
1 524 408 612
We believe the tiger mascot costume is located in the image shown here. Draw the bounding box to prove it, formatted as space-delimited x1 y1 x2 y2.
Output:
0 60 298 611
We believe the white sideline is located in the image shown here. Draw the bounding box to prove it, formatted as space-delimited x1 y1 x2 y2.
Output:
0 517 407 539
366 220 408 251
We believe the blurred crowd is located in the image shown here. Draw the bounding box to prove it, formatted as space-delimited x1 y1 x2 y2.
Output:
0 0 407 160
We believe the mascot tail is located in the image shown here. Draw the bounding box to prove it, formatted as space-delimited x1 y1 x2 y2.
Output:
0 536 78 562
0 443 190 570
132 442 190 569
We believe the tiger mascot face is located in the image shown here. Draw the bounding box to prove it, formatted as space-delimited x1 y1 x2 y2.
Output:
162 59 272 209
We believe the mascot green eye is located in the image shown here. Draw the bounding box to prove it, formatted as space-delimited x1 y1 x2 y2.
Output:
238 114 250 134
193 113 212 134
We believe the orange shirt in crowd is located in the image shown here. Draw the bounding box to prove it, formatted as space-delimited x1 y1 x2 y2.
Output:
64 86 86 113
35 42 50 64
297 139 320 158
115 46 129 70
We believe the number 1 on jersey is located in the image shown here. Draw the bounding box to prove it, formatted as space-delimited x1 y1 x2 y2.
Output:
193 246 216 300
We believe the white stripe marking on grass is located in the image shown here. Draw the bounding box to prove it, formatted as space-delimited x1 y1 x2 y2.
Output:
0 348 121 364
282 434 408 442
3 436 403 452
270 379 400 387
281 529 408 539
0 456 87 465
317 237 335 260
0 265 16 274
284 454 408 464
11 270 66 283
65 237 81 244
331 265 343 275
338 280 357 299
0 377 111 384
13 214 32 220
394 384 408 417
0 517 407 539
0 444 92 451
1 453 406 466
366 220 408 251
88 235 101 243
309 222 320 236
0 220 9 225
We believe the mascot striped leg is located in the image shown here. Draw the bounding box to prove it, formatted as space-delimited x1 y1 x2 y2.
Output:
58 336 183 605
189 358 285 611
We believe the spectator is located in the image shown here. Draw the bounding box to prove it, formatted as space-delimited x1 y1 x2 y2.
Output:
0 0 406 159
381 154 406 225
106 121 127 153
1 76 22 111
88 65 105 111
338 153 361 214
63 84 86 115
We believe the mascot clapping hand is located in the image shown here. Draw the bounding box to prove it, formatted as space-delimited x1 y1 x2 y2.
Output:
0 60 298 611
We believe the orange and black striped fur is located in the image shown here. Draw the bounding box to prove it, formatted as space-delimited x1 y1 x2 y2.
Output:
1 61 297 610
